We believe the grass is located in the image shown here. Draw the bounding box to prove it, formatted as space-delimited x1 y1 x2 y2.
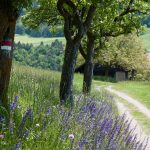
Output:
15 34 66 46
0 64 144 150
94 77 150 109
94 78 150 134
112 81 150 110
116 97 150 134
140 28 150 52
140 34 150 51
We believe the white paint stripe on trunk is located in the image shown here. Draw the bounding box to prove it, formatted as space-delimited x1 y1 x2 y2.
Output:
1 46 11 51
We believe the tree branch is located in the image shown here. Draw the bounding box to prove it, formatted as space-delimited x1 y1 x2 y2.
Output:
79 44 87 60
57 0 72 42
84 4 96 30
114 0 135 22
73 4 96 43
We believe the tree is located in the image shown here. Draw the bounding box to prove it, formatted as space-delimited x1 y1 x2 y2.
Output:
96 33 148 76
79 0 149 94
0 0 31 110
57 0 96 106
23 0 97 106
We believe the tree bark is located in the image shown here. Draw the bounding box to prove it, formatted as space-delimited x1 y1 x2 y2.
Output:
57 0 96 106
60 41 80 106
83 31 95 94
0 9 17 110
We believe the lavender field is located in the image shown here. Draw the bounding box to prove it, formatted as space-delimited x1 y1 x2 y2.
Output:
0 65 148 149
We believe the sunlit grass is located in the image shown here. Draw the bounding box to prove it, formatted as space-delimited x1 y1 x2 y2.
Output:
15 34 66 46
140 30 150 51
112 81 150 109
116 97 150 134
94 78 150 109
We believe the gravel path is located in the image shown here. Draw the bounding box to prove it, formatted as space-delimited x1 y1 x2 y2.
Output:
96 86 150 149
106 86 150 119
116 101 150 150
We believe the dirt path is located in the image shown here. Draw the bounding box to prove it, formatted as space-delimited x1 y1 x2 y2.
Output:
106 86 150 119
96 86 150 149
116 101 150 150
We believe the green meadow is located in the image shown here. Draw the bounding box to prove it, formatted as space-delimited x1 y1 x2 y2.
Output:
15 34 66 45
140 28 150 51
94 78 150 109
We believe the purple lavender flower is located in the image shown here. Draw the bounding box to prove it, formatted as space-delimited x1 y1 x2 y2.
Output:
46 108 51 115
14 141 21 150
10 102 17 111
14 96 19 102
0 134 4 139
10 96 19 111
18 108 32 137
78 139 88 150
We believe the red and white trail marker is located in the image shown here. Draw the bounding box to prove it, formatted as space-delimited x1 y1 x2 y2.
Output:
1 39 12 51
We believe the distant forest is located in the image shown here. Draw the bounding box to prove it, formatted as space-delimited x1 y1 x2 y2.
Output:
14 40 64 71
16 10 64 37
16 11 150 38
16 23 64 37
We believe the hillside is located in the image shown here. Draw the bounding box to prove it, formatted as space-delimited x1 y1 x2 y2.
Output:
15 34 66 46
0 64 146 149
140 29 150 52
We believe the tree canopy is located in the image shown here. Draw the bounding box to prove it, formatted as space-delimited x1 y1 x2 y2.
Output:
96 33 148 72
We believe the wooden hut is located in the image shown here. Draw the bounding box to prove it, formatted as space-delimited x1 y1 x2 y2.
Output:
75 63 129 81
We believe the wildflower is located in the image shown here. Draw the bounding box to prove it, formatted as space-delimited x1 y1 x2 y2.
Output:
0 134 4 139
78 139 88 150
69 134 74 140
14 96 19 102
14 141 21 150
10 101 17 111
46 108 51 115
36 124 40 127
10 96 19 111
23 130 30 139
18 108 32 137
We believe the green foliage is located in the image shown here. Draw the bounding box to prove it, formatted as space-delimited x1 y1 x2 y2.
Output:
91 0 149 35
13 39 64 71
142 15 150 27
22 0 59 29
95 33 148 72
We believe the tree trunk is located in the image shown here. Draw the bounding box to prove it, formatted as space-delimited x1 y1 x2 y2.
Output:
0 9 16 110
83 32 95 94
60 41 80 106
57 0 96 106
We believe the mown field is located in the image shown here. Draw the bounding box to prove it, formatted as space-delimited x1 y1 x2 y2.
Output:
15 34 66 46
140 28 150 52
15 33 150 52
